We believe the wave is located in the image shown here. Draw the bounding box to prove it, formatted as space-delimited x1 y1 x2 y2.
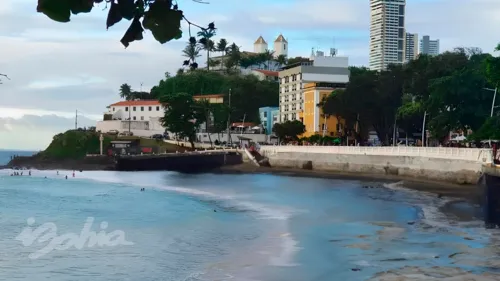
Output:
2 169 301 269
382 181 479 230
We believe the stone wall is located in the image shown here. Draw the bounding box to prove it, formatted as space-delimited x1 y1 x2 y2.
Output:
259 146 493 184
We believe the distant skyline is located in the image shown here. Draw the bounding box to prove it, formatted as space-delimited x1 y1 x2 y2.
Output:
1 0 499 149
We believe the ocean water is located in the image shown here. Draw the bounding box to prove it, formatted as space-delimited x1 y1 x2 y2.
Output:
1 159 500 279
0 150 36 165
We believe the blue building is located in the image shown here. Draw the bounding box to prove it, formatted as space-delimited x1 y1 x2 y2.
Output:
259 107 279 135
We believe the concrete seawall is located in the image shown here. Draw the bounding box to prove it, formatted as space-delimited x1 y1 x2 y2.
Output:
259 146 493 184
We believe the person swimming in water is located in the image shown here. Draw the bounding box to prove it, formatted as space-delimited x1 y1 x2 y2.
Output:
65 175 68 179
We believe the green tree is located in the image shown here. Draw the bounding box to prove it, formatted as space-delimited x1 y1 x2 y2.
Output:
275 54 287 66
182 42 201 67
160 92 203 148
286 56 310 66
426 53 492 141
197 29 216 70
152 70 278 123
216 38 228 56
36 0 214 48
468 116 500 141
119 83 133 100
272 121 305 142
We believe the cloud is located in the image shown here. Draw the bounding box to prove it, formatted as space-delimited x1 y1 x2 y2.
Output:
0 0 499 149
0 114 96 150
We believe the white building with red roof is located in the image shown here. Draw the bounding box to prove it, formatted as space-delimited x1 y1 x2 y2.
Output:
96 100 167 137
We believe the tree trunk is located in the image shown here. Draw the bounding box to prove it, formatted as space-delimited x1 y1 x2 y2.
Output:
207 49 210 70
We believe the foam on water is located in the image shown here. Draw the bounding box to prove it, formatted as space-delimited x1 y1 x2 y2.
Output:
1 169 301 273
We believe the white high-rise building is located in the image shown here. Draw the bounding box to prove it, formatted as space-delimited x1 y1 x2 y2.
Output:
254 36 268 53
405 32 418 62
369 0 406 71
273 34 288 58
420 35 440 56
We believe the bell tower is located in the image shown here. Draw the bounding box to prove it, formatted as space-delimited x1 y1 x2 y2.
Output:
273 34 288 57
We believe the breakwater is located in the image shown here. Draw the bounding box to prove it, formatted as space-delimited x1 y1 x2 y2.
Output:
115 151 242 172
259 146 493 185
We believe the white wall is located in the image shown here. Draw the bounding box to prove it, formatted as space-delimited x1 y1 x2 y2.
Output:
108 105 165 121
96 120 164 137
312 56 349 68
259 145 493 184
260 145 493 163
196 133 271 143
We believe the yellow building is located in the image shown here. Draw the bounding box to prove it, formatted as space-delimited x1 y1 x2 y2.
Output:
301 83 344 137
192 94 224 104
278 55 350 137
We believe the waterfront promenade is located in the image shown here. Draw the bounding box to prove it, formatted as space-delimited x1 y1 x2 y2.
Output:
258 146 494 184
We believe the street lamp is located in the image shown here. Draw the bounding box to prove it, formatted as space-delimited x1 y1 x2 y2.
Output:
484 86 498 117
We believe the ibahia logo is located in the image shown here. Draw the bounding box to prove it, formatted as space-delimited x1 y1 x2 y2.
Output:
15 217 134 259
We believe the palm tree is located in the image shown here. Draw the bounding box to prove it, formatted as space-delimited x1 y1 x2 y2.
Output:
216 38 228 71
225 43 241 73
275 54 287 68
119 83 133 100
182 42 201 64
263 49 275 70
197 29 217 70
216 38 228 56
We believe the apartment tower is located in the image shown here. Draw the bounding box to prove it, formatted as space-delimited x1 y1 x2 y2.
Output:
369 0 406 71
420 35 440 56
405 32 418 62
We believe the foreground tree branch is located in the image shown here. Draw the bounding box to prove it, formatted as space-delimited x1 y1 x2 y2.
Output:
0 73 10 84
36 0 215 48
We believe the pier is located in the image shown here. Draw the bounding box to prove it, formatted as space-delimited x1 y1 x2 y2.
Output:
114 149 242 172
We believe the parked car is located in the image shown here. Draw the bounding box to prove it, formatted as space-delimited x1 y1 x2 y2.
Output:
107 130 119 135
152 134 163 140
119 131 134 136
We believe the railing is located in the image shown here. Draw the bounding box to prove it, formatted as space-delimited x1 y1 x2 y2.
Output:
259 145 493 163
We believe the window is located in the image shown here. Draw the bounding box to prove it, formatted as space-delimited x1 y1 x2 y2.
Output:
133 106 136 111
398 28 404 38
148 106 152 111
140 116 144 120
133 116 136 120
399 5 404 15
125 107 129 111
398 40 403 50
284 43 286 50
398 16 404 27
112 107 115 111
156 106 160 111
140 106 144 111
263 112 267 118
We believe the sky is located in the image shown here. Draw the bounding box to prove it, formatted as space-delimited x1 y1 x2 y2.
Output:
0 0 499 150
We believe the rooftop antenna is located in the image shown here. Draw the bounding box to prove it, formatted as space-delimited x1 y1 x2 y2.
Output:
330 37 337 57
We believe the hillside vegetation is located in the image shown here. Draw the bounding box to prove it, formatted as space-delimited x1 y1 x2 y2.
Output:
41 130 112 159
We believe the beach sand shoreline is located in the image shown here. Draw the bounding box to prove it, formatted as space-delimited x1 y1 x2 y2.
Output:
215 164 481 200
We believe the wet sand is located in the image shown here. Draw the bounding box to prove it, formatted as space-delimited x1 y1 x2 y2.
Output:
216 163 481 202
214 163 484 222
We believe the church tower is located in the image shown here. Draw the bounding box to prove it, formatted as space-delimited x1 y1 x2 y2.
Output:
273 34 288 57
253 36 268 53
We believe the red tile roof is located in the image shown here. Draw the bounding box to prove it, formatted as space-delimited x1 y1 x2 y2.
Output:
110 100 161 106
253 69 279 77
193 94 225 99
